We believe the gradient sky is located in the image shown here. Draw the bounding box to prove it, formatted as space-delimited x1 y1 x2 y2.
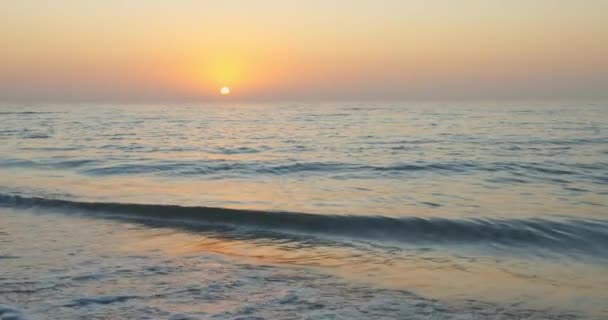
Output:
1 0 607 102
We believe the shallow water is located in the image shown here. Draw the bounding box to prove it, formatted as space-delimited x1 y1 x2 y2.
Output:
1 102 607 319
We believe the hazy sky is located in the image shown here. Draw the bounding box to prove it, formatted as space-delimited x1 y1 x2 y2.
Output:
1 0 607 102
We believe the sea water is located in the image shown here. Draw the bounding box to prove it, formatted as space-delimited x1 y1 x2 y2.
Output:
1 102 607 319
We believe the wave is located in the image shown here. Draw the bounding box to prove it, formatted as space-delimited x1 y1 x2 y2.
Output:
1 194 607 255
0 129 52 139
1 153 604 182
79 161 471 176
0 304 30 320
65 295 137 307
0 111 63 115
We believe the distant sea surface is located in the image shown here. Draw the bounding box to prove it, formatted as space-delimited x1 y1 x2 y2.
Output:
1 102 607 319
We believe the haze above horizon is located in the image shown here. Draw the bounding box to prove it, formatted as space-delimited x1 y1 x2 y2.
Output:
1 0 607 103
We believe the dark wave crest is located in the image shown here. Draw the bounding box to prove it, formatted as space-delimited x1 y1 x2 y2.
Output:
1 194 607 255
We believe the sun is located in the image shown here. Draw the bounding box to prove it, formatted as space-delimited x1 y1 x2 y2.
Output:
220 86 231 95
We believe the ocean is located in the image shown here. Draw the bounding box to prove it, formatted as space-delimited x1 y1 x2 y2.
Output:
1 102 607 319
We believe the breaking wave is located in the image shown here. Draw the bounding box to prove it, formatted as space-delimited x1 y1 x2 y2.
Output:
1 194 607 256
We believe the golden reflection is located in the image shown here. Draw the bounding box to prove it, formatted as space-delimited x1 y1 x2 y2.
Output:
122 227 608 314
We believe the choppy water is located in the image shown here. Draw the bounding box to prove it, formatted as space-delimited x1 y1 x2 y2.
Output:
1 102 607 319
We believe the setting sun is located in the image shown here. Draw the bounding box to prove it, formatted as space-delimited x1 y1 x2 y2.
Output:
220 86 231 96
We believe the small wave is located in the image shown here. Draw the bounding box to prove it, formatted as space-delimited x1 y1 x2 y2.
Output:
18 146 81 152
65 295 137 307
0 158 97 170
0 304 30 320
1 194 607 255
80 161 469 177
260 162 363 174
168 314 201 320
0 128 52 139
3 153 602 182
131 160 604 179
83 163 180 175
0 255 20 259
208 146 269 154
21 134 51 139
0 111 62 115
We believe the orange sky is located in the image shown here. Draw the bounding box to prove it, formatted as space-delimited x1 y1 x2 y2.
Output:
1 0 607 102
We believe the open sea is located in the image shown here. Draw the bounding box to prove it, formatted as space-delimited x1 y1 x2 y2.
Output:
1 102 607 319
